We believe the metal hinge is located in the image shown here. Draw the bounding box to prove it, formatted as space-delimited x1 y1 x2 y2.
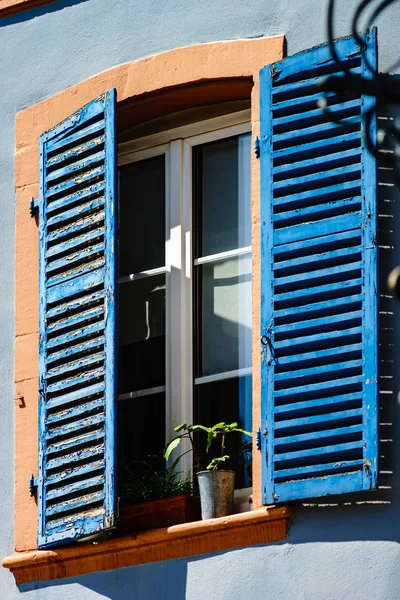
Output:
256 428 262 450
254 136 260 159
29 197 39 218
29 474 38 497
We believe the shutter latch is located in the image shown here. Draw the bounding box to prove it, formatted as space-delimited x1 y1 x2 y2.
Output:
29 197 39 218
29 474 38 497
254 136 260 159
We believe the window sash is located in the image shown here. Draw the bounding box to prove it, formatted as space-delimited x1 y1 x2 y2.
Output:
118 116 252 476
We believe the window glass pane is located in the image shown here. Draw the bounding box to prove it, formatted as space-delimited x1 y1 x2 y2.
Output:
194 376 252 489
197 255 252 377
119 155 165 275
195 133 251 257
118 275 165 393
118 393 165 467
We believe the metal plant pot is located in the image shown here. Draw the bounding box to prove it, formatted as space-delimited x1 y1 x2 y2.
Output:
197 470 235 520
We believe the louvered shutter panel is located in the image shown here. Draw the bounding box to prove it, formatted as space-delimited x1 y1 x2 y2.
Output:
37 90 117 547
260 30 378 504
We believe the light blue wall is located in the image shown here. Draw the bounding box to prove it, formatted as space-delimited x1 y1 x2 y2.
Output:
1 0 400 598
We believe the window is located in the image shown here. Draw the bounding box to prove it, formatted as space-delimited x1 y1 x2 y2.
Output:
27 31 378 552
117 117 253 490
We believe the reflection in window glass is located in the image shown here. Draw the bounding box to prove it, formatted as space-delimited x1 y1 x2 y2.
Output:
119 155 165 276
199 255 252 377
195 133 251 257
118 275 165 393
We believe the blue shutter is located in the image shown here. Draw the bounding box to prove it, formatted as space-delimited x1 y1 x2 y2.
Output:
37 90 117 547
260 30 378 504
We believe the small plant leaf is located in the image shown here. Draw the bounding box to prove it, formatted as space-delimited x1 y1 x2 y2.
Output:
174 423 187 432
164 436 182 461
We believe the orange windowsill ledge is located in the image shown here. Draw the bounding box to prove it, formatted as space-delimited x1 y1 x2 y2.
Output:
3 506 292 584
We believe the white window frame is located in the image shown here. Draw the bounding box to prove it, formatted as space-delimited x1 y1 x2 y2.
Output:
117 110 252 478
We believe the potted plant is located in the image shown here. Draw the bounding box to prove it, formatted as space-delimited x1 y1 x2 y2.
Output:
164 422 252 520
117 457 201 534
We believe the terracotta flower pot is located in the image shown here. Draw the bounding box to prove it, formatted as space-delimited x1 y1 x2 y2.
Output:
117 495 201 534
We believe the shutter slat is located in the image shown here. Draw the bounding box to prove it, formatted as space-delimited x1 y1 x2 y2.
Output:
274 375 364 398
274 229 361 256
46 268 105 303
45 491 105 517
273 147 361 176
47 475 105 501
275 295 362 319
275 360 363 381
274 471 363 502
47 210 104 243
46 445 104 471
273 116 360 145
273 99 361 130
48 119 105 152
46 290 104 318
274 214 361 245
46 460 105 486
47 351 104 378
274 441 364 463
46 135 106 168
273 164 361 191
46 367 104 394
272 131 361 161
47 306 104 334
271 66 361 97
47 165 105 199
46 181 105 214
47 243 105 275
37 91 117 547
275 459 365 480
46 414 105 440
274 278 362 304
46 398 104 425
47 337 104 365
275 311 362 335
274 391 364 416
276 343 364 367
273 198 361 224
273 264 362 287
275 408 363 430
47 430 104 456
274 247 361 271
47 150 106 183
273 181 362 208
260 31 377 503
274 424 363 447
46 320 105 349
47 197 104 228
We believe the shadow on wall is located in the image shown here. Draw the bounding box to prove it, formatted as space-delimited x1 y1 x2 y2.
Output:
289 98 400 546
0 0 89 27
18 555 194 599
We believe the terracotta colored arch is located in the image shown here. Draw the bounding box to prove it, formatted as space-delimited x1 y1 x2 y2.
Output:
14 36 284 553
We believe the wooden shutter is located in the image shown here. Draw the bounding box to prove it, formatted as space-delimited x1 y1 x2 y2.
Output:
37 90 117 547
260 30 378 503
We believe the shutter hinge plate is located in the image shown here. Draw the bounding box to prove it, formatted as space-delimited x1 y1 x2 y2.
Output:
30 197 39 218
254 136 260 159
29 474 38 497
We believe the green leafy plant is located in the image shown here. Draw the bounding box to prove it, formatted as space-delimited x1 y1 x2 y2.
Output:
164 422 252 472
119 456 194 505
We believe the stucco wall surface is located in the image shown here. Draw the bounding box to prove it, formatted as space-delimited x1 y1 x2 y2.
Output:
0 0 400 598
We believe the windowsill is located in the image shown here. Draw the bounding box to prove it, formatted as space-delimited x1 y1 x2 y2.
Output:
0 0 58 18
3 506 292 585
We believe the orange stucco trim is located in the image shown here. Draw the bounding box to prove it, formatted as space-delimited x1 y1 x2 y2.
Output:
0 0 58 18
14 36 284 555
3 506 292 584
